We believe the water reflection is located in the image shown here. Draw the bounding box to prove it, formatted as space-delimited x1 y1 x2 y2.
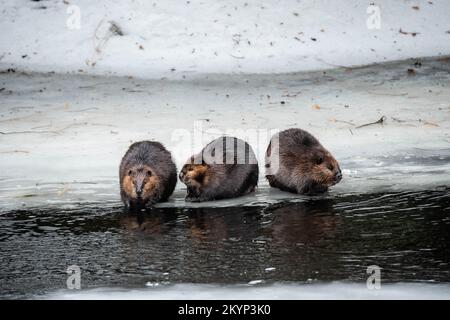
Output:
119 209 178 236
0 189 449 299
269 200 340 245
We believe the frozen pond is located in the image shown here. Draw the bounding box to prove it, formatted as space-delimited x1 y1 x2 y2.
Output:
1 57 450 210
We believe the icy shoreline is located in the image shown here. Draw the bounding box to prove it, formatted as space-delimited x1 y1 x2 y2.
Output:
44 282 450 300
0 57 449 211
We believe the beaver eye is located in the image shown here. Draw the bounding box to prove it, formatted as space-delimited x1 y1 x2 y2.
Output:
128 170 133 176
328 164 334 171
188 167 194 172
315 156 324 165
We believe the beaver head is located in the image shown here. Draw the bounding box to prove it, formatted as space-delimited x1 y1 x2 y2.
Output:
292 147 342 193
179 162 210 189
122 165 161 205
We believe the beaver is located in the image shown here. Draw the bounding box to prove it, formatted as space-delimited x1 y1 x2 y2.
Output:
179 136 259 202
119 141 177 209
265 128 342 195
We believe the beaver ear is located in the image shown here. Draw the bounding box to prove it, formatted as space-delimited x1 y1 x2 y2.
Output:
128 169 133 176
146 170 152 177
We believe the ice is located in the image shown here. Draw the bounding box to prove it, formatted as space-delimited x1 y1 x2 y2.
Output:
248 280 265 285
1 57 449 212
44 282 450 300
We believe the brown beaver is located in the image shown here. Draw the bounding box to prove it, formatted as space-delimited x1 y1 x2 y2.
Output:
265 128 342 195
119 141 177 209
179 136 259 202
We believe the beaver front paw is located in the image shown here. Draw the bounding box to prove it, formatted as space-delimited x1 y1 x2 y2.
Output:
300 180 328 195
185 187 201 202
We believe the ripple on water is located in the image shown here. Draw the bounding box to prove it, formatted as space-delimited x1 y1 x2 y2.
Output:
0 188 449 299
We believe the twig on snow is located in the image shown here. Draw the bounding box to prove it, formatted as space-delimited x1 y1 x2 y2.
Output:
356 116 387 129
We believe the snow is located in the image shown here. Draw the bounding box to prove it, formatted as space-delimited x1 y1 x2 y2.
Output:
0 57 449 211
1 0 450 78
44 282 450 300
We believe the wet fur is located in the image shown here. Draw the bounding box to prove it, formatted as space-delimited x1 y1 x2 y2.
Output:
265 128 342 195
179 137 259 202
119 141 177 209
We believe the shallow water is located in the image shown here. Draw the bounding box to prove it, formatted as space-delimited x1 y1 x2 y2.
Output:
1 188 449 299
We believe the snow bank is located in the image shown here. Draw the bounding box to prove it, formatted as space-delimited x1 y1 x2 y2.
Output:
1 0 450 78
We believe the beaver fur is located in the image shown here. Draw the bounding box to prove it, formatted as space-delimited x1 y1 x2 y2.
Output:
119 141 177 209
179 136 259 202
265 128 342 195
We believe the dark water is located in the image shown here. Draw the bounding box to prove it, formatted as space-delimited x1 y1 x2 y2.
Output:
1 188 449 299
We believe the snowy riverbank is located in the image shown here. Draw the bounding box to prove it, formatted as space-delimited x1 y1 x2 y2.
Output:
1 0 450 78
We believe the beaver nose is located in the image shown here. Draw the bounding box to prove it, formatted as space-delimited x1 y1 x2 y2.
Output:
335 170 342 182
136 188 143 198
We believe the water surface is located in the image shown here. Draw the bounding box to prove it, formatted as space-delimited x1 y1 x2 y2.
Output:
1 188 449 299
